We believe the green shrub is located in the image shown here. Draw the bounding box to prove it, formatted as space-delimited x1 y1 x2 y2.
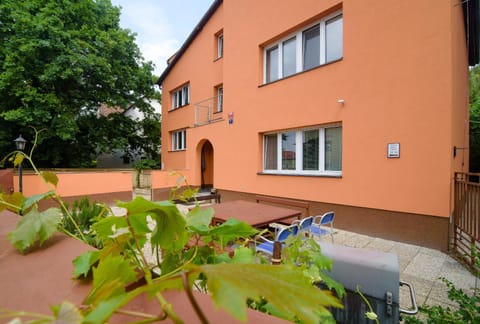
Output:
62 197 107 248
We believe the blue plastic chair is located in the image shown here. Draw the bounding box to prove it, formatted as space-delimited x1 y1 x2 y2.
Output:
255 224 298 255
291 216 314 237
311 212 335 242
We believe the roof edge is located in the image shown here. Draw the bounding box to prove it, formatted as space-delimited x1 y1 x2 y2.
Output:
157 0 223 86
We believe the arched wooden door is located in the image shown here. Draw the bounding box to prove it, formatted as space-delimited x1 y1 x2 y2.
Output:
200 141 214 189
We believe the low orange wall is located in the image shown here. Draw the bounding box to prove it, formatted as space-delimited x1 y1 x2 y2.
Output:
14 170 133 197
151 169 195 189
12 169 192 198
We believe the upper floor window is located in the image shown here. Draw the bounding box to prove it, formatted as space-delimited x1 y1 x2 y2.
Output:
171 84 190 110
172 129 186 151
216 85 223 112
263 125 342 176
264 11 342 84
217 33 224 58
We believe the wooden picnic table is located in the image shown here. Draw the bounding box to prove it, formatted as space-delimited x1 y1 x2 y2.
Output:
209 200 302 228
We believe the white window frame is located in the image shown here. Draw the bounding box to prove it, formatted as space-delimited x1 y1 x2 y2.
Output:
217 33 224 58
262 125 342 176
263 10 342 84
171 129 186 151
217 86 223 112
171 84 190 110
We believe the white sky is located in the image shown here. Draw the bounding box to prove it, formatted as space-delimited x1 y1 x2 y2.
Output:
110 0 214 76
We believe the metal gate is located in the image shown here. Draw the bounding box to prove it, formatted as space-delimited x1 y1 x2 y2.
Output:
452 172 480 272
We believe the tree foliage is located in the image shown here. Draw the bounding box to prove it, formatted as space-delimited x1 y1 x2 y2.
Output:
0 0 159 167
470 65 480 172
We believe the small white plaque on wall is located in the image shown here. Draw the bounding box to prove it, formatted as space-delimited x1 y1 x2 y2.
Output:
387 143 400 158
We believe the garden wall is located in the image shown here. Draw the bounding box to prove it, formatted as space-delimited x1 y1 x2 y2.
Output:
11 169 190 205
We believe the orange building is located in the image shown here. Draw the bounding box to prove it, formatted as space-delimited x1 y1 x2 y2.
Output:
157 0 479 251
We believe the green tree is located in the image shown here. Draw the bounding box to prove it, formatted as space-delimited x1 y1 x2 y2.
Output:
0 0 159 167
470 65 480 172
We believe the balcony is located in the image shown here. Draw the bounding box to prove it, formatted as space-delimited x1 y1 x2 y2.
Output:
194 96 223 126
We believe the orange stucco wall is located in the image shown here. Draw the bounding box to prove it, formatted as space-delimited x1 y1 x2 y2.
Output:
160 0 469 218
14 170 186 197
150 169 195 189
14 171 133 197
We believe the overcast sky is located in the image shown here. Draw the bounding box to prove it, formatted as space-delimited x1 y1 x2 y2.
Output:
110 0 214 76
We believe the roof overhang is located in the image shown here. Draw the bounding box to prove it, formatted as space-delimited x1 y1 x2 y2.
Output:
157 0 223 86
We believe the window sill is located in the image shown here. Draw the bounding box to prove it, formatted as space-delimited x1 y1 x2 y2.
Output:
257 172 342 178
168 104 190 112
168 149 187 153
258 58 343 88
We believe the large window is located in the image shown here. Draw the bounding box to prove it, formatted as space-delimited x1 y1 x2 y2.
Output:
263 125 342 175
171 84 190 110
264 11 342 83
172 129 186 151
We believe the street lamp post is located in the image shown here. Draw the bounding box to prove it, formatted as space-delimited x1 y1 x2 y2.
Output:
13 135 27 193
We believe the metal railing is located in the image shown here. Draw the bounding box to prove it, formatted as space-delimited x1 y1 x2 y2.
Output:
194 96 223 126
452 172 480 271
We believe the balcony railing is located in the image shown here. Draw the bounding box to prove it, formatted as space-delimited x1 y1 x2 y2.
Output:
194 96 223 126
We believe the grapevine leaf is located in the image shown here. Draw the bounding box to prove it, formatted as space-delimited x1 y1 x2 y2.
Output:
194 219 258 246
180 186 198 201
51 301 83 323
72 250 101 278
128 212 151 236
215 252 231 264
149 208 188 252
0 192 24 213
85 255 137 306
186 205 213 229
117 196 174 214
187 218 258 241
84 294 128 324
13 153 24 167
208 219 258 237
91 215 128 242
195 263 342 322
41 171 59 187
7 207 62 253
23 191 56 211
118 197 188 252
231 246 254 264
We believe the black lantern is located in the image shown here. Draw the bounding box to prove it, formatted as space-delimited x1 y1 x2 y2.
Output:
14 135 27 151
13 135 27 193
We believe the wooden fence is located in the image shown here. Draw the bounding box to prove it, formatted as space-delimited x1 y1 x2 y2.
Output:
452 172 480 272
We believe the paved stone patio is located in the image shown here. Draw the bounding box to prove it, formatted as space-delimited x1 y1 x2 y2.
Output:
329 229 479 320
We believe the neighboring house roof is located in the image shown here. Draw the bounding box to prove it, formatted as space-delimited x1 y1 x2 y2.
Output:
463 0 480 65
157 0 479 87
98 104 123 117
157 0 222 86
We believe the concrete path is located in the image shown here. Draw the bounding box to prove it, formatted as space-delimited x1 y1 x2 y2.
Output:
330 229 479 319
